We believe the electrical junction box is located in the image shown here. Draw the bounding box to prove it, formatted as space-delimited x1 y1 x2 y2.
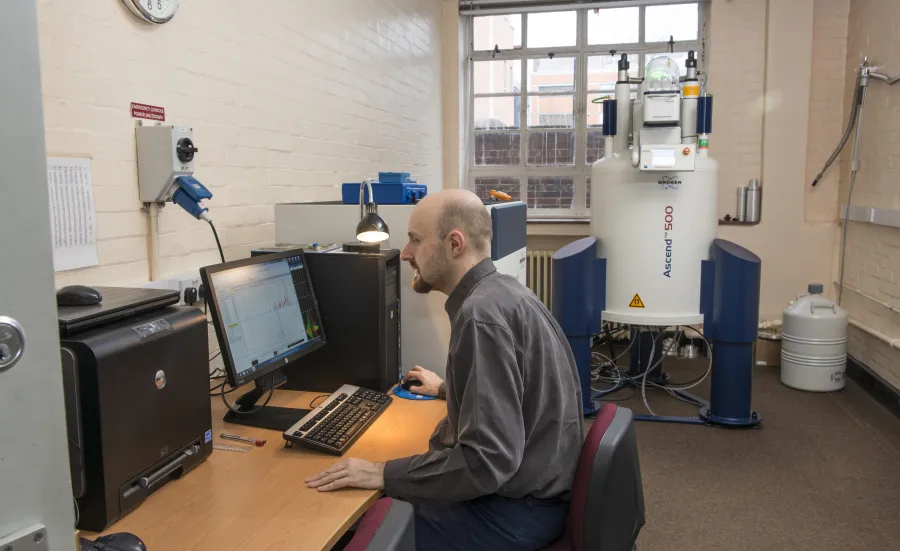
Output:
640 144 696 171
136 125 197 204
643 93 681 125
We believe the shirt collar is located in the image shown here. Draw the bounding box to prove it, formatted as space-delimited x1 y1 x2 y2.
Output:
445 258 497 320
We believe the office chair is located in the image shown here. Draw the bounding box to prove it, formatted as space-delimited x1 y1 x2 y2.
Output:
542 404 646 551
345 497 415 551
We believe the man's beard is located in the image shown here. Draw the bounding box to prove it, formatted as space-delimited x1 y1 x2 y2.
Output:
412 267 434 294
411 252 444 294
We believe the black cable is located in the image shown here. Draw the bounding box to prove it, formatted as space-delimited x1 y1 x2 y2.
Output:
220 372 274 414
67 436 83 525
598 387 638 402
209 351 221 363
210 381 238 397
207 219 226 264
309 394 330 409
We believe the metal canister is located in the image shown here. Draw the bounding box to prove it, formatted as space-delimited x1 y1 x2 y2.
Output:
736 186 748 221
746 178 761 222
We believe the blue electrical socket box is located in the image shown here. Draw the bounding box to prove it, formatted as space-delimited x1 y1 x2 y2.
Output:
342 173 428 205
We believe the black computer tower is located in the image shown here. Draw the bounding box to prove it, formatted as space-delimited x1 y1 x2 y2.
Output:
251 249 401 393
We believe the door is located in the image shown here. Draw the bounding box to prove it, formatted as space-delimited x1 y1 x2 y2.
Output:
1 1 77 549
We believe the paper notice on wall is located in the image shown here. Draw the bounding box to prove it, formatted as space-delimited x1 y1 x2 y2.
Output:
47 157 99 272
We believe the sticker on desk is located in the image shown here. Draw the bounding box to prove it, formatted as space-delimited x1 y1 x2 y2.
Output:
205 429 212 443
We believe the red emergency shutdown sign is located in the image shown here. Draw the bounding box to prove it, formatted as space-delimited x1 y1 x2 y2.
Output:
131 102 165 121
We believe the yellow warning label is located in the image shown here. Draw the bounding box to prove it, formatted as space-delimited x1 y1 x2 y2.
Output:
629 294 645 308
683 85 700 98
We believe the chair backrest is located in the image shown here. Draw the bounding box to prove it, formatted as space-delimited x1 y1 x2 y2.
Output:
566 404 645 551
346 498 416 551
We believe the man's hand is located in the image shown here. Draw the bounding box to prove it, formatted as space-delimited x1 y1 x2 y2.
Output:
305 458 385 492
403 365 444 397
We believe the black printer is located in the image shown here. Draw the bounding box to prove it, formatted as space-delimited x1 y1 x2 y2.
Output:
58 287 213 531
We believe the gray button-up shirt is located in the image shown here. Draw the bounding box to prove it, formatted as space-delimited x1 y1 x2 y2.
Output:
383 258 584 503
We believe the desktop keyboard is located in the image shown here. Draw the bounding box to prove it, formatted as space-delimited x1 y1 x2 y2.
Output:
282 384 392 455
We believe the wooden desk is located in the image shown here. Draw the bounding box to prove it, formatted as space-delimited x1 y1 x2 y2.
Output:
85 389 447 551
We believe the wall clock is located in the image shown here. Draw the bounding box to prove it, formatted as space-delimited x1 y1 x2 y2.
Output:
122 0 180 24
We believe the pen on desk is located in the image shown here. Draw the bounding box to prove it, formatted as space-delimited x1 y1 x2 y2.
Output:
213 444 251 453
220 433 266 447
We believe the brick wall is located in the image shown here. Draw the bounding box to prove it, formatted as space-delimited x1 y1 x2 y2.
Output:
38 0 444 286
805 0 850 224
710 0 842 319
706 0 767 217
474 132 521 165
838 0 900 390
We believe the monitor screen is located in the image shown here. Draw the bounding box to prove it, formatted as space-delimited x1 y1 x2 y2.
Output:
202 251 326 387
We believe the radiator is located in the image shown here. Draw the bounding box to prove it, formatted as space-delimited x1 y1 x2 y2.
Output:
526 249 553 309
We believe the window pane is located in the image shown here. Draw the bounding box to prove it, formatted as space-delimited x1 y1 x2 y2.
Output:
586 130 607 164
586 93 612 128
587 7 639 44
645 3 699 43
475 132 521 166
473 177 521 201
527 131 574 166
474 97 520 130
587 54 638 92
586 177 592 209
527 95 573 129
645 52 690 77
474 60 522 95
527 11 576 48
527 177 575 209
527 57 574 93
473 14 522 51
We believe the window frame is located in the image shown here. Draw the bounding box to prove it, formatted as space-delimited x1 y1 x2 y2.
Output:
464 3 705 220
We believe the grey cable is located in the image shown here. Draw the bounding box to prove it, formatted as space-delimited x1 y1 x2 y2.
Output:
811 76 862 187
640 328 658 416
838 82 868 305
869 71 900 85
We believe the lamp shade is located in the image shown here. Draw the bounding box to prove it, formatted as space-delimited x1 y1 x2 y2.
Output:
356 212 390 243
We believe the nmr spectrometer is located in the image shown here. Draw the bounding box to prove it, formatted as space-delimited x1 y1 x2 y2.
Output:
553 52 763 427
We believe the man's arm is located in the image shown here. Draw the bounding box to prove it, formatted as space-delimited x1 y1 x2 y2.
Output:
382 318 526 502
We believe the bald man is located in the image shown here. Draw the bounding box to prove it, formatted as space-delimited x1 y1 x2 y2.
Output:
307 190 583 551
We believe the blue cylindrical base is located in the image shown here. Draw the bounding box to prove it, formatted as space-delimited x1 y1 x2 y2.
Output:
703 341 760 426
699 406 761 427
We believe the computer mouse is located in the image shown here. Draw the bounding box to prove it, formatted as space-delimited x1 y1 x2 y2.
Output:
91 533 147 551
401 377 421 392
56 285 102 306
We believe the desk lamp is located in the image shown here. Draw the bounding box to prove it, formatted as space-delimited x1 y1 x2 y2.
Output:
344 177 390 253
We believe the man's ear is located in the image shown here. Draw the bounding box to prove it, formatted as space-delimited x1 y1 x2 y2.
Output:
447 230 466 256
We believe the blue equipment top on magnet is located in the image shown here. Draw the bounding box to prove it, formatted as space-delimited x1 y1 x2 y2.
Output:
341 172 428 205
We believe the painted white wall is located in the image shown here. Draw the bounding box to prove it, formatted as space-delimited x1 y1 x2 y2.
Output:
37 0 445 287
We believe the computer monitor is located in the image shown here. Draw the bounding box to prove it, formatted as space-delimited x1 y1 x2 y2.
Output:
201 250 326 430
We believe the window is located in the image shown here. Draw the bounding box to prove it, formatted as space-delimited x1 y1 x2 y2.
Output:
466 4 703 219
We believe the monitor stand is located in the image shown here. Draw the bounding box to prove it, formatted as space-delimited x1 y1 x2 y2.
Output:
222 370 310 432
